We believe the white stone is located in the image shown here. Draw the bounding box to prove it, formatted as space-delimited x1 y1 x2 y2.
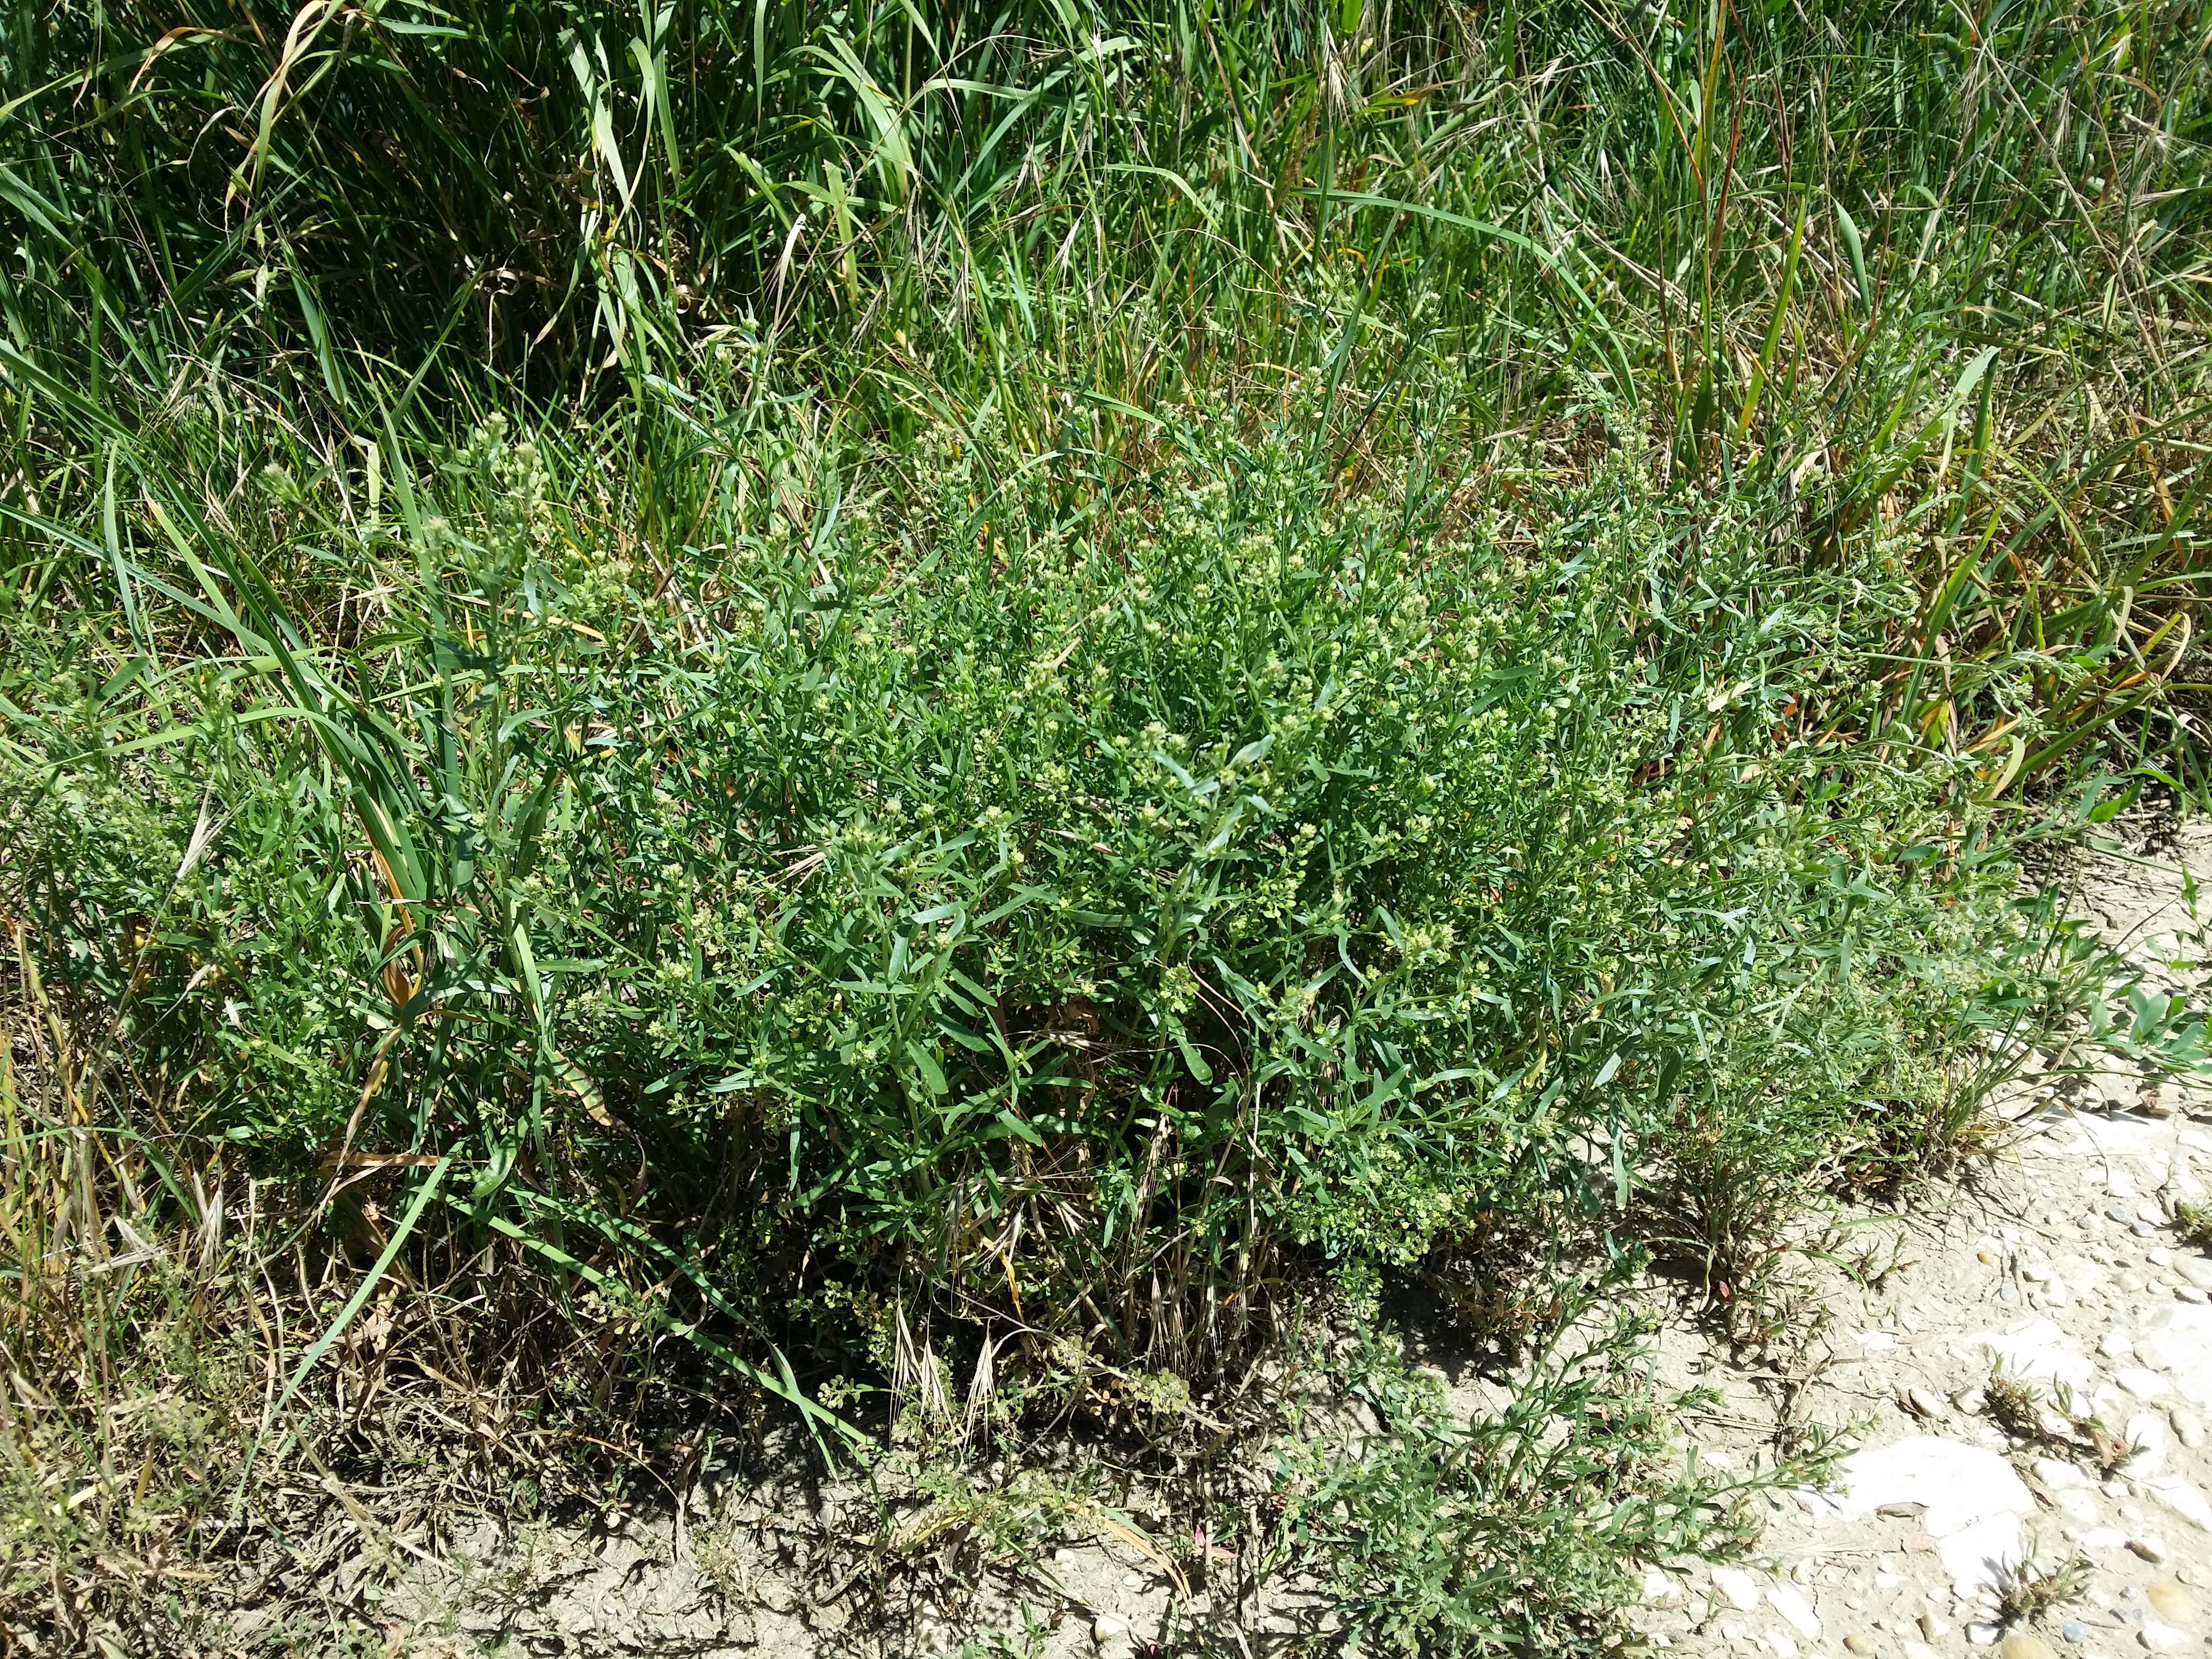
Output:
2120 1367 2171 1400
2034 1456 2093 1488
2134 1306 2212 1406
1904 1645 1940 1659
1091 1615 1130 1645
2066 1116 2171 1156
1945 1514 2033 1600
2083 1527 2131 1550
1833 1438 2034 1597
1835 1438 2031 1536
1712 1566 1763 1612
2102 1328 2136 1361
2127 1413 2172 1474
1768 1585 1821 1640
1970 1319 2097 1391
2144 1476 2212 1531
1760 1630 1799 1658
2139 1620 2189 1653
1861 1331 1900 1352
2057 1489 2101 1524
1642 1567 1682 1604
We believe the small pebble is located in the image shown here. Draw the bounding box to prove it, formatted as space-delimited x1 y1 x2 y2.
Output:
2177 1284 2209 1303
1966 1622 2003 1646
1907 1386 1950 1420
1922 1611 1952 1640
2110 1201 2140 1223
2129 1536 2169 1563
2062 1620 2087 1644
2138 1620 2188 1654
2144 1581 2194 1621
1999 1635 2060 1659
1091 1613 1130 1645
1845 1636 1876 1656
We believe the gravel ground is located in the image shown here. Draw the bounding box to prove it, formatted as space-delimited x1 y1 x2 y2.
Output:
1632 824 2212 1659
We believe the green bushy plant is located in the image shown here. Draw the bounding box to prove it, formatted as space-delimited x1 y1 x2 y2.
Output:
5 390 2118 1395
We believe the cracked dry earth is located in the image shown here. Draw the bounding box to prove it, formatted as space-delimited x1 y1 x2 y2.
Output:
264 827 2212 1659
1632 823 2212 1659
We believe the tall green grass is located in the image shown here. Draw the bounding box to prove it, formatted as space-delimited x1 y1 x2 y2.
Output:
3 0 2211 1650
9 0 2207 778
